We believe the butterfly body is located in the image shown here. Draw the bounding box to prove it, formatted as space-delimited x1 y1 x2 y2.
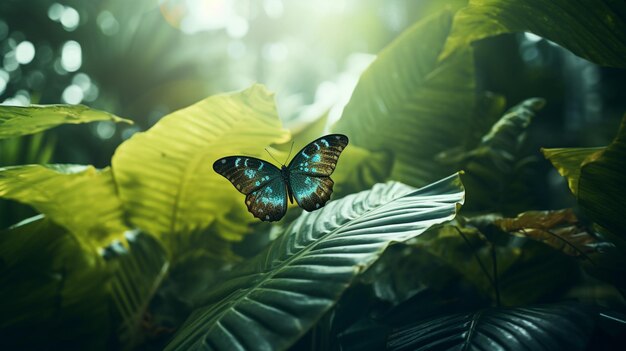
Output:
213 134 348 222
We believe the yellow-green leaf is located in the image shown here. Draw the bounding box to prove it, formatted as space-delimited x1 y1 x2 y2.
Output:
111 84 290 257
542 147 603 195
579 115 626 238
0 104 132 139
0 165 128 248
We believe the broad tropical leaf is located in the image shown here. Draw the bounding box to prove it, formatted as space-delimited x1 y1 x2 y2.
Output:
0 165 128 248
578 115 626 238
495 209 600 257
0 217 111 350
333 11 477 187
0 104 131 139
165 173 465 351
442 0 626 68
387 303 595 351
112 84 290 256
543 114 626 239
542 147 603 195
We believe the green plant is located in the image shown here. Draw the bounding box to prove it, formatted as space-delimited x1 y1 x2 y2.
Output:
1 1 626 350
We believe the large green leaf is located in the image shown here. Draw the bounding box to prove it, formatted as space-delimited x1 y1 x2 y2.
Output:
0 104 132 139
333 11 477 187
0 165 128 248
542 147 603 195
442 0 626 68
112 85 290 257
543 115 626 239
0 217 111 349
387 303 595 350
165 173 465 350
578 116 626 239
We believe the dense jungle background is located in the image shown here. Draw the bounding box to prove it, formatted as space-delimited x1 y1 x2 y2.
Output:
1 0 626 350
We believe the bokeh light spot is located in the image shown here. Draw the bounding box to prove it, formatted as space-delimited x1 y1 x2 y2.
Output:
72 72 91 91
263 0 284 18
62 84 84 104
97 11 120 36
3 52 19 72
96 121 116 139
48 3 64 21
262 42 288 62
61 7 80 31
15 41 36 65
226 16 249 38
0 20 8 41
61 41 82 72
0 69 9 95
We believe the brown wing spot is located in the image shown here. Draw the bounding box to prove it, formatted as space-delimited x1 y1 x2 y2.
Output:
246 200 251 205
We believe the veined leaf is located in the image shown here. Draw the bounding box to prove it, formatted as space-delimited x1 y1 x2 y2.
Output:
165 173 465 351
387 303 595 351
0 165 128 248
333 11 477 187
495 209 600 257
578 115 626 238
0 217 111 349
112 84 290 256
543 114 626 239
542 147 604 195
0 104 132 139
105 232 170 348
442 0 626 68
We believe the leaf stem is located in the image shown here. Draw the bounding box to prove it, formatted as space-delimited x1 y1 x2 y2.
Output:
453 227 498 305
490 243 501 307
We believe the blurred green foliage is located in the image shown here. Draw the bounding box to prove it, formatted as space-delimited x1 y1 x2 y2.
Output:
1 0 626 350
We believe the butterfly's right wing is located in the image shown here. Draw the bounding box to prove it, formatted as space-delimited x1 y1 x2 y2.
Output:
213 156 287 221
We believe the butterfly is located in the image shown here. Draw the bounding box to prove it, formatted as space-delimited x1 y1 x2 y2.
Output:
213 134 349 222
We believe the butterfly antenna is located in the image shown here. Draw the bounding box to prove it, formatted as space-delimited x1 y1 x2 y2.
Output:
284 141 295 164
265 148 283 165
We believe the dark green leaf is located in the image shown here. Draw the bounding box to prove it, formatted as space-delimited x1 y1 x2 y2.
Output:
443 0 626 68
0 217 110 349
388 303 595 351
165 174 465 351
333 11 477 187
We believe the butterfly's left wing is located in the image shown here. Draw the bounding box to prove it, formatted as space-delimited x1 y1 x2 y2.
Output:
213 156 287 221
287 134 348 211
245 178 288 221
